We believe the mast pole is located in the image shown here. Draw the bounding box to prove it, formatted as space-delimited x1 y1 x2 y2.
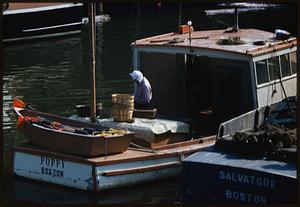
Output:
178 0 182 26
234 7 239 32
88 2 97 123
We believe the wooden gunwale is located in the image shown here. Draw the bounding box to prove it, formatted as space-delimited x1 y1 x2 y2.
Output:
246 39 298 56
149 35 209 43
132 32 175 44
101 161 181 176
247 38 297 51
20 108 107 133
152 135 215 150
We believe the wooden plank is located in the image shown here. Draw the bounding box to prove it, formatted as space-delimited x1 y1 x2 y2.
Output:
150 35 209 43
13 143 176 166
152 136 216 150
246 39 297 56
102 161 181 176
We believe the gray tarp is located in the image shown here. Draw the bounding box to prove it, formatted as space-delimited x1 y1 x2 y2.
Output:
69 115 189 142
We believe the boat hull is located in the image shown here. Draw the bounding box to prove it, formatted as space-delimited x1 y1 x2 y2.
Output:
13 149 181 191
182 147 297 204
3 3 83 42
24 122 131 157
12 137 215 191
14 105 133 157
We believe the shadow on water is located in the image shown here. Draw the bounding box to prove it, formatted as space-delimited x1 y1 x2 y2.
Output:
2 3 297 204
12 176 181 204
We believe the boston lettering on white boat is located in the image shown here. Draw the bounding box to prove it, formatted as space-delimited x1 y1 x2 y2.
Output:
14 152 94 190
40 157 65 178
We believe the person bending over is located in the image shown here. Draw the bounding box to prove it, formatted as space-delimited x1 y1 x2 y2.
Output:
130 70 152 109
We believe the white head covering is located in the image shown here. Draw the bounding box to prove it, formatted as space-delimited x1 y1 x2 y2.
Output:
129 70 143 83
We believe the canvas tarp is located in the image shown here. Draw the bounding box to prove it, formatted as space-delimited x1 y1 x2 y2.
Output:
69 115 189 142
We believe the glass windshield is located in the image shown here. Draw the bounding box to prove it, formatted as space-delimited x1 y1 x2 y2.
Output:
255 60 269 84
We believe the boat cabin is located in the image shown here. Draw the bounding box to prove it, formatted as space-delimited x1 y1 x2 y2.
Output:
131 28 297 136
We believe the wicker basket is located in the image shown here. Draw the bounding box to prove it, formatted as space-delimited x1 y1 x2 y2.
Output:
112 94 134 122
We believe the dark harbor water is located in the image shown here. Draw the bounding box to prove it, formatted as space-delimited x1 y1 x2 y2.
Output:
2 3 297 204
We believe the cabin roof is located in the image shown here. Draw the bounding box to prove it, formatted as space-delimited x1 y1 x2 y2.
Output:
132 29 297 57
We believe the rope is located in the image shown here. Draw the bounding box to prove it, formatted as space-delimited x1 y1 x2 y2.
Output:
232 123 296 160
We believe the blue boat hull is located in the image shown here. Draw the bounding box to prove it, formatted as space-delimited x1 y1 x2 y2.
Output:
181 147 297 204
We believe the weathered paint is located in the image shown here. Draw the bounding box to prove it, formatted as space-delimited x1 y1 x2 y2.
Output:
13 150 183 191
252 47 297 62
131 29 297 57
95 156 182 190
182 148 297 204
13 151 94 190
12 138 214 191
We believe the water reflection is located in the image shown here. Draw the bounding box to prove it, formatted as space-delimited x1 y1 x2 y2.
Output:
13 177 181 204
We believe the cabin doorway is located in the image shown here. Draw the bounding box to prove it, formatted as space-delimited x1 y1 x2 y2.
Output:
186 55 213 136
215 66 244 124
213 60 255 127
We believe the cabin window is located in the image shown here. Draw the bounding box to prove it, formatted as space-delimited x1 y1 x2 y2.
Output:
280 54 291 77
290 52 297 74
255 60 269 84
268 56 280 81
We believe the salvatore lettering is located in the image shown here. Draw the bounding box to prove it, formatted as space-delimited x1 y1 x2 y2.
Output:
219 170 276 189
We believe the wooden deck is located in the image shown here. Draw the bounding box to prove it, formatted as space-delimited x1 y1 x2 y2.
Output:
14 136 216 166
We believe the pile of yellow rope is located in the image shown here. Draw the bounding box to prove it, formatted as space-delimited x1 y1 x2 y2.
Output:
93 128 127 136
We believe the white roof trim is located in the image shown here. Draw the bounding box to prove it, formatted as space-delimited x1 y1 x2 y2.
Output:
134 45 252 61
4 3 83 15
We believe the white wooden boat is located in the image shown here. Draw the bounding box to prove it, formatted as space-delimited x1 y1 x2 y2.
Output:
131 24 297 133
12 136 215 191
